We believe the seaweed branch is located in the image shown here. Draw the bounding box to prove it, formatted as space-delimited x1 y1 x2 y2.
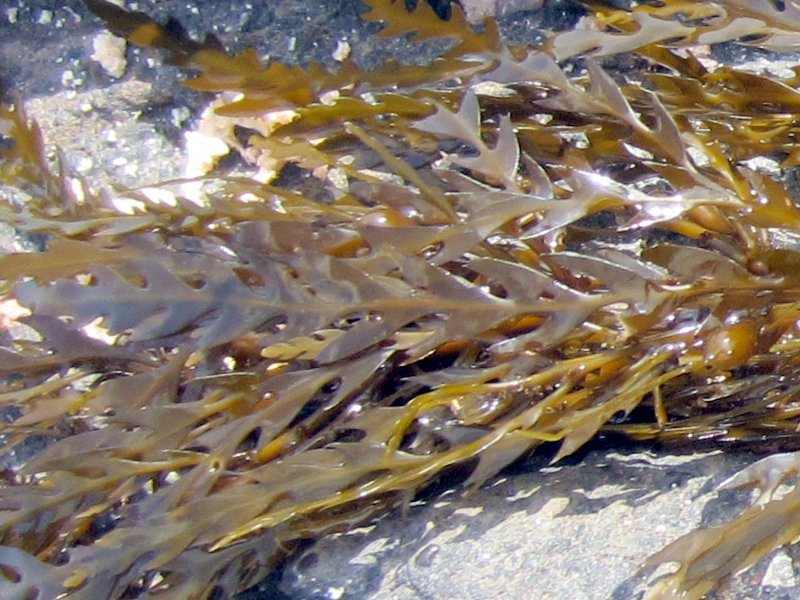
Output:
3 0 800 597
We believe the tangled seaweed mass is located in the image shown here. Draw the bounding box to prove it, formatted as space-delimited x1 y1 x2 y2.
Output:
9 0 800 597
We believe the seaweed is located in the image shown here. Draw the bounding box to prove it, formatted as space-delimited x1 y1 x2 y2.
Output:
4 0 800 597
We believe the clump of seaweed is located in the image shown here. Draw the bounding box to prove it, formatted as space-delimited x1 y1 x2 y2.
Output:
4 0 800 597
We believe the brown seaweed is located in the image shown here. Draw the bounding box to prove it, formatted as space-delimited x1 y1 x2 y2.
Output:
3 0 800 597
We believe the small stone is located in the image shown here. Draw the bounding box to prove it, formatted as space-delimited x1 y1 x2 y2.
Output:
91 32 128 79
61 70 75 87
170 106 191 128
332 40 351 62
763 551 796 588
75 157 94 173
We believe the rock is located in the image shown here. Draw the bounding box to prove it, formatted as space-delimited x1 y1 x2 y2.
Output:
275 445 782 599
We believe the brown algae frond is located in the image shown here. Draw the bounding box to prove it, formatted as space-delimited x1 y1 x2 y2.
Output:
3 0 800 597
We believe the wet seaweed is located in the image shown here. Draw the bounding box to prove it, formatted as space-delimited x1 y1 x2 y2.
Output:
4 0 800 597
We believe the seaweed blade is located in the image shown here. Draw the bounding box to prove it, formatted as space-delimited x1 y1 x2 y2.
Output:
5 0 800 598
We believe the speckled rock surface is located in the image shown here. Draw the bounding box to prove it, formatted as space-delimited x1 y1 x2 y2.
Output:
270 445 800 600
4 2 800 599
